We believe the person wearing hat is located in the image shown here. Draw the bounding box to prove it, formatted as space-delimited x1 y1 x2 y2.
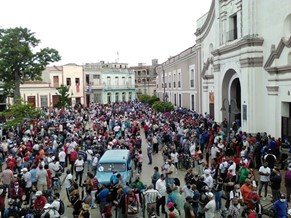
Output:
284 163 291 202
78 203 90 218
167 201 180 218
203 192 216 217
41 202 60 218
34 191 47 212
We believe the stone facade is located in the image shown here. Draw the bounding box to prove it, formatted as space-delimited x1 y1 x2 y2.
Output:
156 46 200 111
130 59 158 97
196 0 291 138
84 62 136 105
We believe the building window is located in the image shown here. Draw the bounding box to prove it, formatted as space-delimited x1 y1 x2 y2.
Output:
190 68 195 88
53 76 59 87
169 83 171 88
179 94 182 107
115 92 119 102
66 78 71 86
228 14 238 41
40 95 48 108
93 75 100 79
191 95 195 110
75 78 80 85
178 81 181 88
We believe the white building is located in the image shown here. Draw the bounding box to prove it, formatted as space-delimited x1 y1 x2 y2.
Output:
84 62 136 105
196 0 291 139
19 64 85 108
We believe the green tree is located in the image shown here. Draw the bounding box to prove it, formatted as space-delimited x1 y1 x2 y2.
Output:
0 99 41 129
0 27 61 101
152 101 174 112
56 85 70 108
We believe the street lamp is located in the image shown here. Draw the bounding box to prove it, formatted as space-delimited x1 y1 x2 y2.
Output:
221 98 240 141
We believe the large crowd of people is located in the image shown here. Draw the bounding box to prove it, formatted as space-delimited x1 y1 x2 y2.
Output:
0 100 290 218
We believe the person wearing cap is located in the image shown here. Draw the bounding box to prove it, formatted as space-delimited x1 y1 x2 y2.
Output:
42 202 60 218
284 163 291 202
33 191 47 211
22 167 32 205
184 196 195 218
167 201 180 218
203 192 216 218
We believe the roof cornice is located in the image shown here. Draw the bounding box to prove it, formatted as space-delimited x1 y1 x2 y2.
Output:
264 36 291 70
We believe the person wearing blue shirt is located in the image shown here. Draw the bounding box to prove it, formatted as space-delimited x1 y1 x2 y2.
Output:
30 165 38 187
97 184 110 215
273 194 288 218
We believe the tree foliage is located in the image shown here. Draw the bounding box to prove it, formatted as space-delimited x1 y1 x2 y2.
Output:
0 100 41 129
152 101 174 112
56 85 70 108
0 27 61 100
138 94 159 106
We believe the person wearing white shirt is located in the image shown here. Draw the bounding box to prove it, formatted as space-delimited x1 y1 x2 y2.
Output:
258 162 271 199
51 192 61 212
210 144 219 160
22 168 32 204
86 148 93 171
170 150 179 168
49 159 61 178
92 154 99 174
155 174 166 216
227 161 237 181
74 156 84 186
204 192 216 218
58 148 66 169
62 169 73 202
189 143 196 156
203 169 214 189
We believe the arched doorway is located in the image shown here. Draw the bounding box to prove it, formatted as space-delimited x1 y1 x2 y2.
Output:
221 69 241 129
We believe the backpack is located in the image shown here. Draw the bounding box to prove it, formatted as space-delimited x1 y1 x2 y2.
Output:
58 200 65 215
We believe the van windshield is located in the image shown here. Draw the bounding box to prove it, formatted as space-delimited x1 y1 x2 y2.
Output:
98 163 126 172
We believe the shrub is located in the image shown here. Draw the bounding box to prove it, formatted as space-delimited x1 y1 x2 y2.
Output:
152 101 174 112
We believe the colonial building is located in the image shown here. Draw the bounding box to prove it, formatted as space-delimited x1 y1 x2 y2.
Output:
84 62 136 105
155 46 200 110
130 59 158 96
196 0 291 139
19 64 85 108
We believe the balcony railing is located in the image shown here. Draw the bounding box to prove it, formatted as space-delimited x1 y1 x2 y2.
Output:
103 85 135 90
226 28 238 42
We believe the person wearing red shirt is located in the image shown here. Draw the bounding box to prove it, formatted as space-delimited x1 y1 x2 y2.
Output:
33 191 47 211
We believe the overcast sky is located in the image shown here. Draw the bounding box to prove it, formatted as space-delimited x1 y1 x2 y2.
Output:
1 0 212 66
